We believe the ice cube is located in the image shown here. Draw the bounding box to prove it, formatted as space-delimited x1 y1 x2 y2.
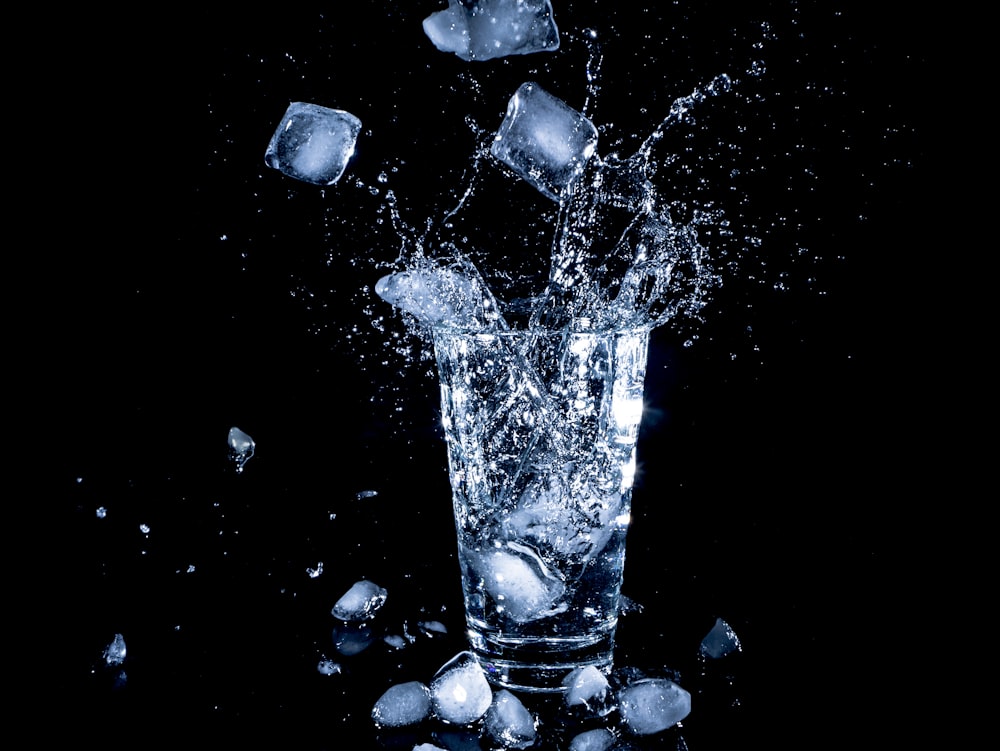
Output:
331 622 377 656
429 650 493 725
371 681 433 728
618 678 692 735
475 544 567 623
331 579 387 621
699 616 742 659
490 82 598 201
264 101 361 186
423 0 559 62
227 426 255 473
484 689 537 749
375 265 503 329
568 728 617 751
562 665 611 712
103 633 127 666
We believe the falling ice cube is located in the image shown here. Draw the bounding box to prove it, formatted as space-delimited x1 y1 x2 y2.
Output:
423 0 559 62
375 265 504 329
429 650 493 725
699 616 742 659
103 633 127 666
331 579 387 621
490 81 598 202
227 427 255 473
618 678 692 735
264 101 361 186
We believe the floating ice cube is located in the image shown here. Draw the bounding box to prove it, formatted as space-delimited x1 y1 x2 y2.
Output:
504 479 622 562
562 665 611 712
490 82 598 202
618 678 691 735
264 101 361 186
429 650 493 725
227 427 255 473
475 544 567 623
375 266 502 328
331 579 387 621
568 727 617 751
371 681 433 728
699 616 742 659
103 633 127 666
423 0 559 62
484 689 537 749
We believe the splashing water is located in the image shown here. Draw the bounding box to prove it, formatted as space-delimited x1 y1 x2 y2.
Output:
374 34 734 337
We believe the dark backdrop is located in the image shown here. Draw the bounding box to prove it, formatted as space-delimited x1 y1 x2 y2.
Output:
31 2 936 747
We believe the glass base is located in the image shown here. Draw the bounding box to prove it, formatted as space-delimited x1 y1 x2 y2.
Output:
467 629 616 693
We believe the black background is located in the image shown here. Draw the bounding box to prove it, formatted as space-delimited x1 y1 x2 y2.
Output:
31 2 938 747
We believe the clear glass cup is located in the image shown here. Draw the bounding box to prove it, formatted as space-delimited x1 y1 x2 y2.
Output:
430 323 651 692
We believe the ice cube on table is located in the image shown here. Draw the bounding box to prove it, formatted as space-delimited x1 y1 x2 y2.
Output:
568 728 617 751
491 82 598 202
562 665 611 711
484 689 537 749
423 0 559 62
264 101 361 186
618 678 692 735
331 579 387 621
371 681 433 728
699 616 742 658
430 650 494 725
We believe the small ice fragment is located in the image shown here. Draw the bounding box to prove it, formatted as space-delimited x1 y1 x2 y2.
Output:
103 633 127 666
331 579 388 621
485 689 537 749
332 622 376 656
618 678 692 735
418 620 448 636
562 665 611 711
475 545 567 623
384 633 407 649
423 0 559 62
264 101 361 186
306 562 324 578
96 506 107 519
317 659 341 675
375 266 501 329
429 651 493 725
371 681 433 728
490 81 598 202
356 489 379 500
139 523 150 534
568 727 617 751
699 616 742 658
227 427 255 473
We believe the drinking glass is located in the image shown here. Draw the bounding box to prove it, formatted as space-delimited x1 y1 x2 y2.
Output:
430 323 651 692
